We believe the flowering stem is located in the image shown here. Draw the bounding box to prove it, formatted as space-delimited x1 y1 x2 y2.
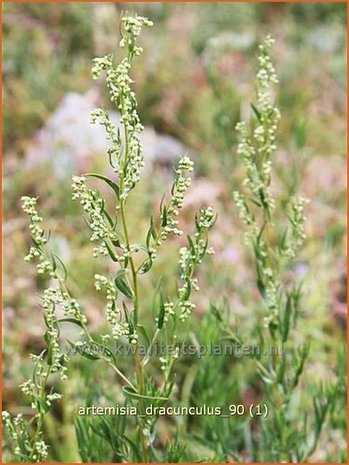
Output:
7 16 216 463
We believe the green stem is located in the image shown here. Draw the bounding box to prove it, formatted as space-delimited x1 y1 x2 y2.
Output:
119 201 149 461
119 122 149 462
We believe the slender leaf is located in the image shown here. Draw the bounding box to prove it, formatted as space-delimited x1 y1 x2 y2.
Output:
86 173 120 199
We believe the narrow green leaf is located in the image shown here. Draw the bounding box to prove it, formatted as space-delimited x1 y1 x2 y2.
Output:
57 317 84 328
36 397 50 414
281 293 293 342
157 292 165 329
105 241 119 262
137 324 151 346
44 332 53 366
161 204 168 227
210 303 223 322
50 252 57 272
171 178 177 196
118 403 127 435
187 234 195 252
182 276 192 301
123 435 142 462
146 216 157 248
251 103 262 122
80 350 100 361
115 271 133 299
92 341 118 366
122 386 168 402
139 257 153 274
103 208 115 228
123 302 134 335
219 334 242 347
86 173 120 199
292 343 309 389
52 252 68 282
67 340 99 360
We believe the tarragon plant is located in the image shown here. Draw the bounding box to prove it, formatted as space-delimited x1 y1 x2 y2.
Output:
2 15 215 463
233 35 337 462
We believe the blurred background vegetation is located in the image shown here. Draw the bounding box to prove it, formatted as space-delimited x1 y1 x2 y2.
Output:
3 2 347 462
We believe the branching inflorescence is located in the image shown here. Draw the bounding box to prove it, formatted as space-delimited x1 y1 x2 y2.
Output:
233 35 336 462
233 36 308 333
3 15 215 463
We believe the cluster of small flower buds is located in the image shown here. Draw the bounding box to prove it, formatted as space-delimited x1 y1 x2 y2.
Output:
233 191 255 227
155 300 175 327
2 411 48 462
158 156 194 243
179 301 196 322
111 316 130 340
38 256 55 275
2 411 12 428
119 15 153 55
13 196 93 461
21 198 60 276
234 35 280 234
159 344 180 371
94 274 124 338
63 298 87 323
176 207 215 321
91 54 113 80
91 16 153 201
21 197 47 246
235 124 275 219
21 196 87 379
264 277 279 323
110 59 144 199
257 35 278 88
21 197 57 277
46 392 62 405
24 246 40 262
178 246 191 275
34 440 49 461
129 332 138 345
72 176 117 257
20 379 36 397
194 208 216 264
90 109 121 174
254 35 280 161
282 196 307 259
42 288 69 378
263 282 279 328
197 206 215 230
177 155 194 172
164 301 175 321
234 36 309 335
15 352 67 436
